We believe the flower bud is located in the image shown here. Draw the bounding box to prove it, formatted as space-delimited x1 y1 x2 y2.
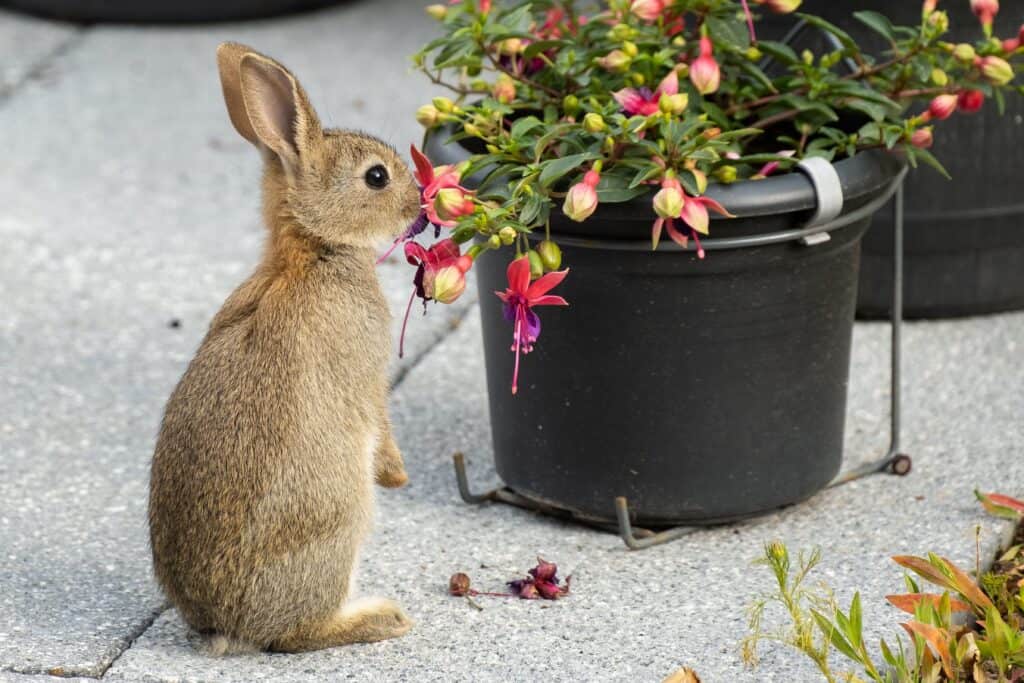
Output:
690 169 708 195
425 4 447 20
801 49 814 65
562 173 600 222
659 93 689 115
927 10 949 33
415 104 441 128
432 96 455 113
745 46 763 61
980 55 1014 85
527 250 544 279
690 37 721 95
499 226 517 245
952 43 976 62
487 234 502 249
425 263 467 303
630 0 666 22
630 72 646 86
714 165 738 184
583 112 606 132
958 89 985 112
449 573 472 596
493 75 516 104
497 38 524 55
434 188 475 222
928 94 958 120
609 23 634 41
754 0 802 13
622 41 639 58
463 122 483 138
537 240 563 271
653 181 685 219
597 49 632 73
931 68 949 86
563 94 580 115
910 127 934 149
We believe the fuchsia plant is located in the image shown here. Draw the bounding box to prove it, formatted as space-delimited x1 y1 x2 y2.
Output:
400 0 1023 393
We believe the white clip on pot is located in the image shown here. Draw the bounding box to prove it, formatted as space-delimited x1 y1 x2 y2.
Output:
796 157 844 246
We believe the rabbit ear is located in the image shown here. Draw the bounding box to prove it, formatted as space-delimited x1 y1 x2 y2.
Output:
238 52 323 183
216 42 260 146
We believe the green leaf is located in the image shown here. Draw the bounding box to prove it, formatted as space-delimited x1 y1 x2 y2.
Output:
853 11 896 42
510 116 543 140
843 98 888 122
523 39 569 59
811 610 860 661
849 593 864 647
796 13 858 52
910 147 951 180
537 152 599 188
757 41 799 66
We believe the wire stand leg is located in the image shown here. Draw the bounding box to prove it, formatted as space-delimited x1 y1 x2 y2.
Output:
829 181 912 487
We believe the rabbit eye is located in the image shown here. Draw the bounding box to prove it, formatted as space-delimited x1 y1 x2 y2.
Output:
364 164 389 189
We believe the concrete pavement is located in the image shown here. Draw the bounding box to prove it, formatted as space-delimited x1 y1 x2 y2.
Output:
0 1 1021 681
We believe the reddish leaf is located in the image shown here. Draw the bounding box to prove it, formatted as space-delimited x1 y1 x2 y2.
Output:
938 556 994 611
901 621 954 679
886 593 972 614
892 555 954 591
977 490 1024 519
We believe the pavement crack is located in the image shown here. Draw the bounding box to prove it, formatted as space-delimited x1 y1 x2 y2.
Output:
0 28 90 104
94 604 169 679
391 300 477 390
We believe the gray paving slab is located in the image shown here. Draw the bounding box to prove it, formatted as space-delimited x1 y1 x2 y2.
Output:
0 0 455 676
0 673 94 683
104 307 1024 682
0 9 78 96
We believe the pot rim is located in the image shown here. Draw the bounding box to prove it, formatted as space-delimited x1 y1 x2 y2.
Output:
423 127 908 235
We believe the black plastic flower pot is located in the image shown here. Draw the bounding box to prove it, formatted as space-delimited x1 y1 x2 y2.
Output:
0 0 344 23
427 133 905 526
762 1 1024 318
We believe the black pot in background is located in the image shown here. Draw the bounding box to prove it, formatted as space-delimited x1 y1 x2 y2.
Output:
762 1 1024 318
428 132 904 525
0 0 344 23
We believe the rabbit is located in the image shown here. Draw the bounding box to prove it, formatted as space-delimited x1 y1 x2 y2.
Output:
147 42 420 654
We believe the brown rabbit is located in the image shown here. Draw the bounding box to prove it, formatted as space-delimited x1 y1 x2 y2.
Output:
148 42 420 654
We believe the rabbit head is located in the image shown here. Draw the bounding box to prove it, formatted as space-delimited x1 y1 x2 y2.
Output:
216 42 421 248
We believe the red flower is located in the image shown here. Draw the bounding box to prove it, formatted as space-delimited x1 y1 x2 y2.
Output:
399 239 472 356
410 145 474 227
495 257 569 394
957 89 985 113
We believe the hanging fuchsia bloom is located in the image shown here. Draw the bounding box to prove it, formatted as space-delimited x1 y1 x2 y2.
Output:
399 239 472 356
690 36 721 95
613 71 679 116
650 177 733 257
495 257 569 394
410 145 474 227
563 169 601 221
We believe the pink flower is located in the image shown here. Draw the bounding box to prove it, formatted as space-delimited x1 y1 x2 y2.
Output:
629 0 666 22
562 169 601 222
927 94 958 120
970 0 998 28
400 239 472 355
690 36 721 95
411 145 474 227
958 89 985 113
650 179 733 256
495 257 569 394
612 71 679 116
